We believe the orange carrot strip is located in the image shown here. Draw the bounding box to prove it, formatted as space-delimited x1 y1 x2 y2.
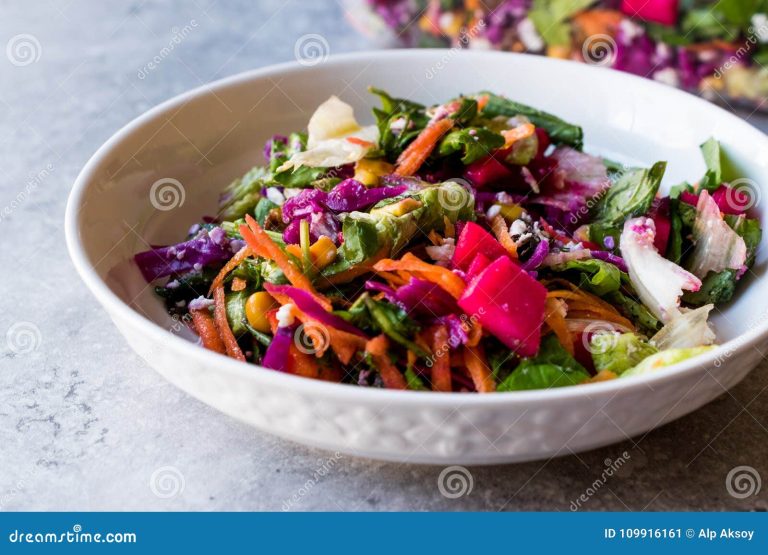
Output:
346 137 375 148
213 285 245 361
241 216 331 310
373 253 465 299
501 123 535 148
490 215 518 257
365 335 389 357
190 308 226 354
287 345 320 379
544 297 573 355
268 290 365 363
231 277 247 292
366 335 407 390
430 325 452 392
208 246 252 295
463 344 495 393
394 118 454 176
475 94 489 111
427 229 443 246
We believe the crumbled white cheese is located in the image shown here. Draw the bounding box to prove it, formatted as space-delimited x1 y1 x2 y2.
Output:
276 303 296 328
752 14 768 43
509 218 528 238
653 67 680 88
517 18 544 52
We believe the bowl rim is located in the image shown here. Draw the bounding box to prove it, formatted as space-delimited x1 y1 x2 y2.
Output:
65 48 768 405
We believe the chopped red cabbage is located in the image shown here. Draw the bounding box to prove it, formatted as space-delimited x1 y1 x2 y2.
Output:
134 228 232 282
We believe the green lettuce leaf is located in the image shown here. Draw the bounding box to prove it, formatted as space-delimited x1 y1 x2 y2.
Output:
591 332 657 375
480 92 584 149
438 127 505 164
549 258 623 296
622 346 715 377
498 335 590 391
591 162 666 227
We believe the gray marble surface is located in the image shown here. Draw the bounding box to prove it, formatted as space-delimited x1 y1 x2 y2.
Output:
1 0 768 511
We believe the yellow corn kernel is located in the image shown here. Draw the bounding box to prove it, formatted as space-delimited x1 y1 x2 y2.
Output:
371 198 423 217
547 45 571 59
309 236 337 270
354 159 395 186
495 203 524 221
245 292 276 332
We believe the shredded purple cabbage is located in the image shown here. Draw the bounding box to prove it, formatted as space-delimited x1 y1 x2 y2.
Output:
281 179 406 244
134 228 233 282
521 238 550 271
262 325 293 371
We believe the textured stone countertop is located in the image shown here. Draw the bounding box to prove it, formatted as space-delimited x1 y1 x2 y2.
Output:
1 0 767 511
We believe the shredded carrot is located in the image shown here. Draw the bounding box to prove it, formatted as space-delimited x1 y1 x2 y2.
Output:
394 118 454 176
443 216 455 239
327 327 367 365
463 345 496 393
230 277 247 292
373 253 465 299
429 325 452 392
241 215 331 310
213 285 246 361
465 320 483 347
346 136 375 148
590 370 618 383
268 290 365 363
544 297 573 355
190 308 226 354
208 246 252 295
501 123 536 149
376 270 409 288
365 335 389 357
287 345 320 379
427 229 443 246
476 94 489 112
490 215 518 257
366 335 407 390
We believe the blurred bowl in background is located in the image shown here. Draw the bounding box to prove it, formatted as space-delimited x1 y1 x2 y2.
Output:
342 0 768 111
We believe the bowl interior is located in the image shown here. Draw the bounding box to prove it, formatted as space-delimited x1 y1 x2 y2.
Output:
71 50 768 346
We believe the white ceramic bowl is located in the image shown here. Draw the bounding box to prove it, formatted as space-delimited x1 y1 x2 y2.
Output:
66 50 768 464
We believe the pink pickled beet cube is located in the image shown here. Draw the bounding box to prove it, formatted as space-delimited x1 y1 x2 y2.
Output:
458 256 547 357
621 0 679 26
452 221 510 271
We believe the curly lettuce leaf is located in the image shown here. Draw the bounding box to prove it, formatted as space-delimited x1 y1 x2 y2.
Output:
651 305 716 350
622 346 716 377
438 127 504 164
620 217 702 322
591 332 658 375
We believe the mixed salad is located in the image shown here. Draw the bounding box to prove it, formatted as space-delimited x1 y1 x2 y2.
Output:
352 0 768 110
135 89 761 392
